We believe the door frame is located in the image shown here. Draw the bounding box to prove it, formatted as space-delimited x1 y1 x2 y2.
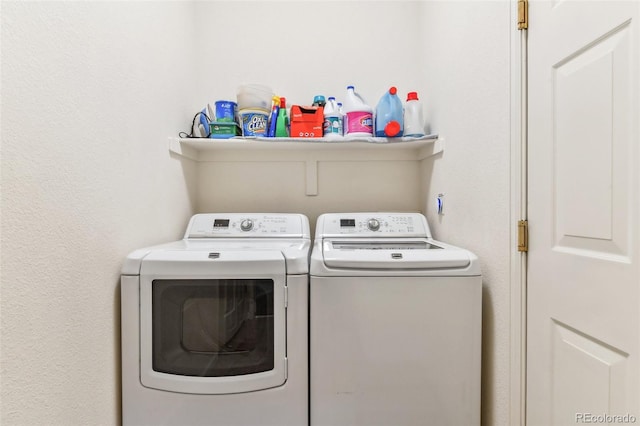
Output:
509 0 527 424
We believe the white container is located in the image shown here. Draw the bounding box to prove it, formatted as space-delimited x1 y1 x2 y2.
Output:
323 97 343 139
342 85 373 137
236 84 274 111
239 108 269 137
404 91 426 137
374 86 404 137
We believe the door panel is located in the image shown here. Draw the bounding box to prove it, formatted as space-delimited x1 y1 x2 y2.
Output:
553 21 632 260
138 252 288 395
551 320 630 424
527 1 639 425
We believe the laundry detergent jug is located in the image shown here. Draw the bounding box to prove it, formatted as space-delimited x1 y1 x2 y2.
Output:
343 85 373 137
375 86 404 137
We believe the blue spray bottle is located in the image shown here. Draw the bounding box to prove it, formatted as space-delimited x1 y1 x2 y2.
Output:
267 96 280 137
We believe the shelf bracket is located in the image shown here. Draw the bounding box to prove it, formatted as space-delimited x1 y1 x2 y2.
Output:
305 160 318 196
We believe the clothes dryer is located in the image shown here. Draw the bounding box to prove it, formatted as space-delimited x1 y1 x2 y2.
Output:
121 213 310 426
310 212 482 426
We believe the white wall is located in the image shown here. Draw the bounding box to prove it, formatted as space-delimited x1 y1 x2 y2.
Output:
194 1 424 109
417 2 513 425
1 2 198 424
193 1 425 232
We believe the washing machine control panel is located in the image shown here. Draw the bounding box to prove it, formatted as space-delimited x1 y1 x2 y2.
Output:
186 214 308 238
322 213 430 237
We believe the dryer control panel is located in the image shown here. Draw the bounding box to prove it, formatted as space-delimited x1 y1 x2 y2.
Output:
318 213 432 238
185 213 309 238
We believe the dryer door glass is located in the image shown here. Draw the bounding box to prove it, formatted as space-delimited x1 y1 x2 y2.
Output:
152 279 274 377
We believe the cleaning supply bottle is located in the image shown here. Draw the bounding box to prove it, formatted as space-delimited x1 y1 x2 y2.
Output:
275 97 289 137
404 91 426 137
267 96 280 137
323 97 343 139
342 85 373 137
375 86 404 137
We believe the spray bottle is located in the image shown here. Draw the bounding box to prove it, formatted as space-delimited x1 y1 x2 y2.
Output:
267 96 280 137
275 97 289 137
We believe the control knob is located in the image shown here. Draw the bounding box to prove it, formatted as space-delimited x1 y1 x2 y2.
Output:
367 218 380 231
240 219 254 231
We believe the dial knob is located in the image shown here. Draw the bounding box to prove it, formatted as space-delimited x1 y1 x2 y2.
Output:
367 218 380 231
240 219 254 231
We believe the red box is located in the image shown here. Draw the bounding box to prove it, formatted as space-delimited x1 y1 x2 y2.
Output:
290 105 324 138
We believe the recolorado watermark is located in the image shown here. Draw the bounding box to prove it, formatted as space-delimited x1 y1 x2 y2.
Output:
576 413 637 423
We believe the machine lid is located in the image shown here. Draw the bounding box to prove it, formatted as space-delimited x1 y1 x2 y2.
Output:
321 239 471 270
185 213 311 239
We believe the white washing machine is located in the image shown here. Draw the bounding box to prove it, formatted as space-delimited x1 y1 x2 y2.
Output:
121 213 310 426
310 212 482 426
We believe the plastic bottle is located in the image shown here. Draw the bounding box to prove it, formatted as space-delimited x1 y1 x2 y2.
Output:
404 92 426 137
375 86 404 137
337 102 345 135
323 97 343 139
275 97 289 137
342 85 374 137
267 96 280 137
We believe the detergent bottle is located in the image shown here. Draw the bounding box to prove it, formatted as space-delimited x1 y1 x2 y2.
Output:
375 86 404 137
342 85 373 137
323 97 343 139
404 91 426 137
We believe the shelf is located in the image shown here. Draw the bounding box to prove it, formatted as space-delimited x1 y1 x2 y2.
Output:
168 135 443 162
168 135 443 196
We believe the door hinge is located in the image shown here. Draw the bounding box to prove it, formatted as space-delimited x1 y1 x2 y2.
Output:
518 220 529 252
517 0 528 30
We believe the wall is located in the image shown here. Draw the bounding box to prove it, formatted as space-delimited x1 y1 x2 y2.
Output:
1 1 514 425
1 2 198 424
417 2 513 425
193 1 425 231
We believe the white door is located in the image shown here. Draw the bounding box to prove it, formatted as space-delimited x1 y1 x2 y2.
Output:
527 1 640 425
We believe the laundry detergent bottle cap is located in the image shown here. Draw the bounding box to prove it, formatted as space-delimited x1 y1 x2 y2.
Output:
375 86 404 138
343 85 373 137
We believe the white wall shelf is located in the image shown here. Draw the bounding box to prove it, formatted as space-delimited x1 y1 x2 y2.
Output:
169 135 443 162
168 135 443 196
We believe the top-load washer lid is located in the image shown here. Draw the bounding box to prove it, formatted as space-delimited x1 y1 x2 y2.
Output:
311 213 480 275
322 238 472 269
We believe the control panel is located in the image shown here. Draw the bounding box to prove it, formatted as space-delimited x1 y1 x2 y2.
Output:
320 213 431 238
186 214 307 238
